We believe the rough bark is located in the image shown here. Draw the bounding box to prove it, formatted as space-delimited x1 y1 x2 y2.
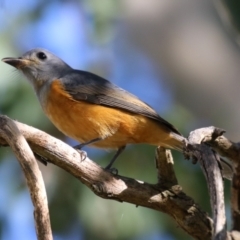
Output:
1 115 240 239
0 116 52 240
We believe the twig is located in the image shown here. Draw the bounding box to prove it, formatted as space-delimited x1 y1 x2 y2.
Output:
0 116 213 240
200 126 240 165
155 147 178 186
0 116 52 240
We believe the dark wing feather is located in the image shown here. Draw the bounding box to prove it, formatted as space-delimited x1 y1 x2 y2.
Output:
62 70 181 135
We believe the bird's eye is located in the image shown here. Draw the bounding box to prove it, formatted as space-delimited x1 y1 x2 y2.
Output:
36 52 47 60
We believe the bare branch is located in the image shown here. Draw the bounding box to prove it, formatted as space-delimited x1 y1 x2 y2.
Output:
197 126 240 232
232 162 240 231
0 116 213 240
199 126 240 164
188 127 227 240
155 147 178 186
0 116 52 240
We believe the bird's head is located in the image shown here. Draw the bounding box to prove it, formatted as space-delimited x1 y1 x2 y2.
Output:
2 48 71 92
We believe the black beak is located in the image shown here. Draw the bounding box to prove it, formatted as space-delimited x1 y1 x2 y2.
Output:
2 57 24 69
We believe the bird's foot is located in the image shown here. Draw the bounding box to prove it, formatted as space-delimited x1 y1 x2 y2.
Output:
104 165 118 175
75 148 87 162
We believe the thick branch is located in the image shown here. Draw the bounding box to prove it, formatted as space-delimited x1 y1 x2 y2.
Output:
0 116 213 240
0 116 52 240
188 127 226 240
199 126 240 232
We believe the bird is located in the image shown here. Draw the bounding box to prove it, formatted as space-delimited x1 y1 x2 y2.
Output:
2 48 185 170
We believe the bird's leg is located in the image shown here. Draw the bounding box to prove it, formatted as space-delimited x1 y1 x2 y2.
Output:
74 137 103 162
74 139 125 172
105 146 126 170
74 137 103 149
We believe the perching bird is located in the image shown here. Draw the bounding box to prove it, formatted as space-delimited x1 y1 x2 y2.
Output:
2 48 187 169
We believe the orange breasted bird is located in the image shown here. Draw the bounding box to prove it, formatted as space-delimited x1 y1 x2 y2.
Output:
2 48 186 169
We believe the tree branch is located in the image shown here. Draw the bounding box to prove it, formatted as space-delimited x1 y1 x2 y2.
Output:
0 116 52 240
0 115 213 240
199 126 240 164
200 127 240 233
188 127 226 240
155 147 178 186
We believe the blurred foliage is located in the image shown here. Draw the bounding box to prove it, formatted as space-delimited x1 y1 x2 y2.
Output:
83 0 120 43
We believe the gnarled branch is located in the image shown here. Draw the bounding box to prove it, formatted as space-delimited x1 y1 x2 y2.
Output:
0 115 213 240
2 116 240 239
0 116 52 240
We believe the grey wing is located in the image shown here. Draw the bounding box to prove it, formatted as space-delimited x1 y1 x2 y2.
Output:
62 70 181 135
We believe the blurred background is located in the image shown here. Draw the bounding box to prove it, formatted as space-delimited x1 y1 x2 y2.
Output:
0 0 239 239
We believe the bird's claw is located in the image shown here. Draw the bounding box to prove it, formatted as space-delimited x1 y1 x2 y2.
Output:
105 167 118 175
75 149 87 162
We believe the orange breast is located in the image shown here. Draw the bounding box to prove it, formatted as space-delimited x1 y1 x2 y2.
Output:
43 80 172 149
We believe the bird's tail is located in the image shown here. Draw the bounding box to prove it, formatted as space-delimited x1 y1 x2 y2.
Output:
168 132 233 180
165 132 186 152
